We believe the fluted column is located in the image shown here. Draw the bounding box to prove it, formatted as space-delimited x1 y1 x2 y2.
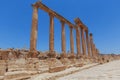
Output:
49 13 54 54
76 26 81 57
70 27 74 55
30 5 38 52
85 30 91 57
61 21 66 57
81 28 86 56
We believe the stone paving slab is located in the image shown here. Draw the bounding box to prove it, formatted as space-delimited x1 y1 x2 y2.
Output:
29 63 98 80
57 60 120 80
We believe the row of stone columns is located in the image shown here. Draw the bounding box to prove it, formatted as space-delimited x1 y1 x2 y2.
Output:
30 4 99 58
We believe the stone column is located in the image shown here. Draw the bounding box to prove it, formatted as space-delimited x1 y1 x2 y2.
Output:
49 13 55 55
93 44 97 57
61 21 66 58
81 28 87 56
30 5 38 52
96 49 99 56
70 27 74 55
90 33 94 57
85 30 91 57
93 44 95 57
76 26 81 57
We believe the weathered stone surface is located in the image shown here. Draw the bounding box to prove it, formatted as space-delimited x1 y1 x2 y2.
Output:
4 71 30 80
37 60 49 73
26 58 39 71
0 60 6 76
70 27 74 55
48 58 66 73
8 59 26 71
49 13 55 57
69 59 77 64
30 4 38 56
60 58 71 67
0 76 4 80
49 66 66 73
74 63 84 67
61 21 67 58
74 59 84 67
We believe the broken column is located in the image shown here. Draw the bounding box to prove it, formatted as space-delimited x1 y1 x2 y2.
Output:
30 4 38 57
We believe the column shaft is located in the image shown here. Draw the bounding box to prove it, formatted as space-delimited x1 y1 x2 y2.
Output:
90 33 94 57
49 14 54 53
93 44 96 57
61 21 66 55
81 28 87 56
96 49 99 56
70 27 74 54
86 30 91 57
76 26 81 56
30 6 38 52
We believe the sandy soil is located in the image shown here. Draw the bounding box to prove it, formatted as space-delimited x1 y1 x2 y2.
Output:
57 60 120 80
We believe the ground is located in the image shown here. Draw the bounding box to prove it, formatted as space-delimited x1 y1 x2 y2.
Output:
57 60 120 80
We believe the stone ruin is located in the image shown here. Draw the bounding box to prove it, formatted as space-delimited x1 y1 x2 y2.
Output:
0 2 120 80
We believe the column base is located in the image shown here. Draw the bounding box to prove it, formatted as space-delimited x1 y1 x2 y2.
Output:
60 53 67 58
28 51 38 58
47 51 56 58
76 54 82 59
68 53 75 59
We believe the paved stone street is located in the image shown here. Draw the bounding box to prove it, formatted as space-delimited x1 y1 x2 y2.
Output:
57 60 120 80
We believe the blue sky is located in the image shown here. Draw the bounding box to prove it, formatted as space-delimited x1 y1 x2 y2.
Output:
0 0 120 54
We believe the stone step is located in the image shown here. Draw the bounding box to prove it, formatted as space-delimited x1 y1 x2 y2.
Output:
0 76 4 80
74 63 84 67
0 60 6 63
0 70 6 76
4 71 31 80
4 76 30 80
30 63 98 80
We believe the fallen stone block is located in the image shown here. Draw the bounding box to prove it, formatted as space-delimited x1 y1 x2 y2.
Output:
49 66 66 73
48 58 66 73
